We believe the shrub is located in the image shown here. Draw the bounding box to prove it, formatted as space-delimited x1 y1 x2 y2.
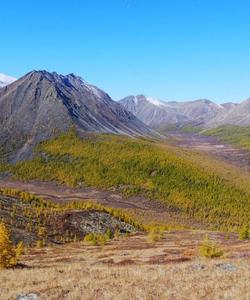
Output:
238 226 249 240
36 239 45 248
147 226 164 243
105 229 114 240
84 233 97 246
84 233 108 246
114 229 121 238
97 235 107 246
199 236 224 258
0 222 21 269
15 241 24 257
37 226 46 237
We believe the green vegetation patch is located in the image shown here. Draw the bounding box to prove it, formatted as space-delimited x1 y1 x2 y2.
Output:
204 125 250 151
158 124 201 134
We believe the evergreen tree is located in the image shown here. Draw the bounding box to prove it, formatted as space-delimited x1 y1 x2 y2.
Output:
239 225 249 240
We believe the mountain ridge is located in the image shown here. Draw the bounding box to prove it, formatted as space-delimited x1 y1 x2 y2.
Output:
0 70 156 161
119 95 225 128
119 94 250 129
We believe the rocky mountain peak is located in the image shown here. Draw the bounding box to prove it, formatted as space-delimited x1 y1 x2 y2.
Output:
0 70 155 161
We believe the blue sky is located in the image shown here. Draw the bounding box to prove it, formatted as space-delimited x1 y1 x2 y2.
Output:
1 0 250 103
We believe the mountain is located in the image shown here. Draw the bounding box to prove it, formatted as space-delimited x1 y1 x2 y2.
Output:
221 102 239 110
119 95 225 128
0 73 16 88
0 71 155 161
119 95 190 128
207 98 250 127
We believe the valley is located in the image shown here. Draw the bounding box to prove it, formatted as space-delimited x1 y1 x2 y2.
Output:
0 179 206 230
0 70 250 300
169 132 250 172
3 1 250 298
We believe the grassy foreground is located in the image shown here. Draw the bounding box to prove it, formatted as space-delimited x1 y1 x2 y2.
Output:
0 231 249 300
1 130 249 231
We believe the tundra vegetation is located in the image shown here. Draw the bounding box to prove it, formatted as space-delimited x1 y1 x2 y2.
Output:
0 229 249 299
238 225 249 240
199 236 224 258
204 125 250 151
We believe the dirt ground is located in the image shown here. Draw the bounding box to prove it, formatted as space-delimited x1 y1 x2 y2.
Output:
0 179 205 229
0 230 249 300
0 179 156 209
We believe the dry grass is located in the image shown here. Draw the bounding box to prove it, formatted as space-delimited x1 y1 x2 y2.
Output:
0 230 249 300
1 260 250 300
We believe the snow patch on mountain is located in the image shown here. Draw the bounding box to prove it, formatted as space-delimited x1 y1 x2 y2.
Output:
146 97 166 107
0 73 16 87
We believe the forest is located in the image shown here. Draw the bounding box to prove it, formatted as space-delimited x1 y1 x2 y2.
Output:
1 130 249 231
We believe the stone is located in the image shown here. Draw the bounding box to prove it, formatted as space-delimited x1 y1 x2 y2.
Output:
215 263 237 272
192 263 206 270
16 293 39 300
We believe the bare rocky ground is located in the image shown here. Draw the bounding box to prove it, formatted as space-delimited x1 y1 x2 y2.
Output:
170 132 250 172
0 194 137 245
0 231 249 300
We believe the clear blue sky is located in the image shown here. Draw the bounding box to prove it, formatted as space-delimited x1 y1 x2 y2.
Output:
1 0 250 103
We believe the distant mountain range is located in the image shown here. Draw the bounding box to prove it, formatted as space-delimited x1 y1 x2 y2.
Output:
0 71 155 161
119 95 250 129
1 70 250 161
0 73 16 88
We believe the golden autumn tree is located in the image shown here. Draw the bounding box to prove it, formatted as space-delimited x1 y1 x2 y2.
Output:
0 222 19 269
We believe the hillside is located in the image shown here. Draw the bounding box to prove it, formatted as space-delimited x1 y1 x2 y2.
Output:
0 71 155 161
1 130 249 230
207 99 250 127
120 95 250 129
204 125 250 151
0 188 140 246
119 95 226 128
119 95 190 128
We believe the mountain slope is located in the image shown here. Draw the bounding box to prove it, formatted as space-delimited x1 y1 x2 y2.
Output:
0 73 16 88
172 99 225 125
5 131 250 229
119 95 190 128
207 98 250 127
204 125 250 151
0 71 155 161
119 95 225 128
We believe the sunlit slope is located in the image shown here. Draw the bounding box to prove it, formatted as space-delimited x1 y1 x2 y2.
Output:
204 125 250 151
4 131 250 229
